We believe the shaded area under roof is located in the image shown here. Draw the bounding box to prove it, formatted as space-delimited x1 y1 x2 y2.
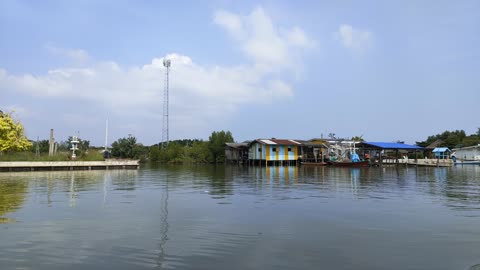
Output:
225 143 249 149
361 142 423 150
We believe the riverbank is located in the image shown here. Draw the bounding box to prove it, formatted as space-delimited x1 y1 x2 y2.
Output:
0 160 139 172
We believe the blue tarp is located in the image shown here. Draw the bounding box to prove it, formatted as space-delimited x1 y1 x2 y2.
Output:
362 142 423 150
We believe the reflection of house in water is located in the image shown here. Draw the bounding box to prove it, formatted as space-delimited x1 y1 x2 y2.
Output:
248 166 299 184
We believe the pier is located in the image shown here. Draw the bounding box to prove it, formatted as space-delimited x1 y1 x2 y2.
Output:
379 158 453 167
0 160 140 172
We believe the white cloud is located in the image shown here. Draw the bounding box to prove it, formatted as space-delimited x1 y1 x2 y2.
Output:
1 7 312 142
214 6 315 72
335 24 373 54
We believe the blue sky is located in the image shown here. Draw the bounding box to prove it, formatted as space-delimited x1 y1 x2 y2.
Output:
1 0 479 146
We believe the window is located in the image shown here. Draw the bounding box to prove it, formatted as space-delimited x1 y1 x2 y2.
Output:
272 147 277 152
288 147 292 152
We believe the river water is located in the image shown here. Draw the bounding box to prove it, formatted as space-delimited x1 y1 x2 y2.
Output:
1 165 480 270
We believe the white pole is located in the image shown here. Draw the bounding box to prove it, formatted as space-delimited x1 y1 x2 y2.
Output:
105 118 108 151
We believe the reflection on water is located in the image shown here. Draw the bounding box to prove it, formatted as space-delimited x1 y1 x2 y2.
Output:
0 165 480 270
0 178 28 223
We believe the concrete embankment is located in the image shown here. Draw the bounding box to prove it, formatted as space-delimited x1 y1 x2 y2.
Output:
0 160 139 172
380 158 453 167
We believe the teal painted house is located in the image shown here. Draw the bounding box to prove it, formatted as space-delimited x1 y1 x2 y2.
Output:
248 139 302 165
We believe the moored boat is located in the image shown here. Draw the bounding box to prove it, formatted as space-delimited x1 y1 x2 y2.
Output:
300 161 328 166
327 160 370 167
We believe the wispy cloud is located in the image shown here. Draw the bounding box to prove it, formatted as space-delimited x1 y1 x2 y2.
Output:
335 24 373 54
45 44 91 63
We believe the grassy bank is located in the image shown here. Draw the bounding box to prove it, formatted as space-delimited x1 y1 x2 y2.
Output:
0 151 105 162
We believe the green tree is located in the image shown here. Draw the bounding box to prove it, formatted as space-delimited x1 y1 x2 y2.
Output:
158 142 184 163
208 130 234 163
31 139 49 154
351 135 364 142
416 129 478 148
149 146 161 162
0 112 32 153
111 135 140 159
185 141 212 163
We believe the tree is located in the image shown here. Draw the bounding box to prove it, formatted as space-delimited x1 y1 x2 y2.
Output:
351 135 364 142
416 129 478 148
31 139 49 154
111 135 145 159
185 141 212 163
208 130 234 163
0 112 32 153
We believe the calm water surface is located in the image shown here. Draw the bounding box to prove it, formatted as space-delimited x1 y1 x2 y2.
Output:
1 165 480 270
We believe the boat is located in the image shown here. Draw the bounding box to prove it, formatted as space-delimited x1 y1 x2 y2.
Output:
327 160 370 167
455 160 480 165
327 151 370 167
300 161 328 166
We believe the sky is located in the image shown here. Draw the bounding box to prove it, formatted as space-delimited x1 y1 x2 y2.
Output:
1 0 479 146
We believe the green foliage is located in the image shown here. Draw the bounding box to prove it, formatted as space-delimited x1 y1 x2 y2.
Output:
147 131 234 164
0 151 104 161
161 142 184 163
0 112 32 153
111 135 146 160
416 129 479 148
31 139 49 153
351 136 364 142
56 136 90 154
208 130 234 163
185 141 212 163
149 146 161 162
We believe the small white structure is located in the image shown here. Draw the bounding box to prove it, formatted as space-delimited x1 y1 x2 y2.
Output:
453 145 480 161
70 136 80 159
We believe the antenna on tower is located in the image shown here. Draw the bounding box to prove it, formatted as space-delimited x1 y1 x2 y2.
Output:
162 58 171 148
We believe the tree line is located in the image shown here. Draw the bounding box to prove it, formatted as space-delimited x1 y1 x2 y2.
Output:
416 129 480 149
110 131 234 163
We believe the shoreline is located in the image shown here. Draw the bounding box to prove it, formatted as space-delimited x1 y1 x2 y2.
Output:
0 160 140 172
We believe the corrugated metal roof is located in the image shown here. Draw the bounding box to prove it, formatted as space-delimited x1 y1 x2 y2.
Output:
432 147 450 153
362 142 423 150
255 139 303 145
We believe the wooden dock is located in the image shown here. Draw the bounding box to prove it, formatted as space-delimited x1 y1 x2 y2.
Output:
380 158 453 167
0 160 140 172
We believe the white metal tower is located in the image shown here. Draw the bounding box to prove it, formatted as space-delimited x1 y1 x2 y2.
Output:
162 58 171 147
